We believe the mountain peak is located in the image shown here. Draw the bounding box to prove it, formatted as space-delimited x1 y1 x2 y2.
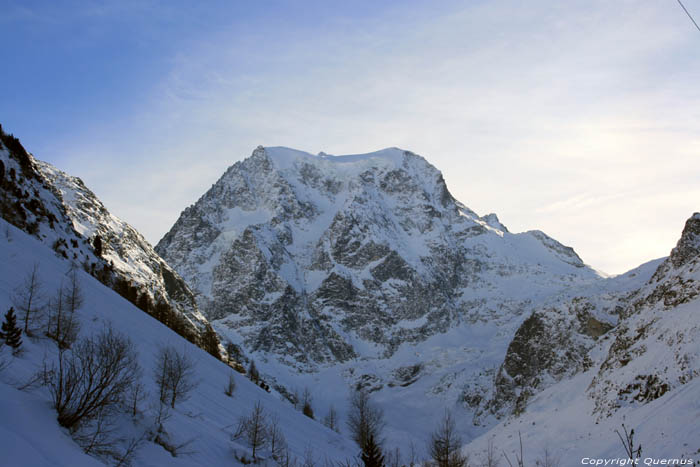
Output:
258 146 412 172
158 145 600 368
669 212 700 268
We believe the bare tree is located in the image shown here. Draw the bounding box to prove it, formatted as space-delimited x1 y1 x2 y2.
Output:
64 269 84 314
72 408 118 458
224 372 236 397
268 415 288 460
480 438 500 467
233 400 269 461
302 445 316 467
154 345 198 409
322 405 340 433
12 263 45 335
127 378 147 417
347 389 385 455
407 441 418 467
428 410 468 467
386 446 402 467
503 431 524 467
46 282 80 349
48 326 140 429
113 431 147 467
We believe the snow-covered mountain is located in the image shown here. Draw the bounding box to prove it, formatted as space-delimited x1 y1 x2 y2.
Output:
3 127 698 462
156 146 602 372
0 127 207 334
465 213 700 462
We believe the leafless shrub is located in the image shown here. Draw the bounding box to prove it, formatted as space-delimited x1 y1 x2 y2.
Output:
154 344 198 409
49 326 140 429
615 424 642 460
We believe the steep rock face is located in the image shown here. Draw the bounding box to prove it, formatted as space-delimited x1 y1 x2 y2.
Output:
0 126 206 331
157 146 602 370
467 256 662 421
589 213 700 418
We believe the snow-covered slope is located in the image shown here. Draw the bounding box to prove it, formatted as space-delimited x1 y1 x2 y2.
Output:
156 146 603 372
0 218 357 466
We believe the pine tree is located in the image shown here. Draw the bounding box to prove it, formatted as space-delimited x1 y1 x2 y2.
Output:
361 433 385 467
0 307 23 352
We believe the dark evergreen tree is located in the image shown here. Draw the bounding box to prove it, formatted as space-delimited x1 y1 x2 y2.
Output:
201 324 221 360
361 433 385 467
0 307 23 352
93 234 103 257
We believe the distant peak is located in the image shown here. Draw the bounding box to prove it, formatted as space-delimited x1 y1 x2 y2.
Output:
669 212 700 268
249 146 417 172
481 213 509 233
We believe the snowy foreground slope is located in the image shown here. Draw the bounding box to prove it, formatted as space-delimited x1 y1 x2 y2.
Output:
0 219 357 466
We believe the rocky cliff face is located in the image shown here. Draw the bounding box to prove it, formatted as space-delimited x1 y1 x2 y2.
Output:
0 127 206 331
157 146 602 370
477 213 700 421
588 213 700 418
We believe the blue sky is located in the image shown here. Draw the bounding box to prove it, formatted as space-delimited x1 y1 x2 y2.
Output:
2 0 699 274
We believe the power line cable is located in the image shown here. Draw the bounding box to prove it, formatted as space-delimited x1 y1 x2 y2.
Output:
676 0 700 33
